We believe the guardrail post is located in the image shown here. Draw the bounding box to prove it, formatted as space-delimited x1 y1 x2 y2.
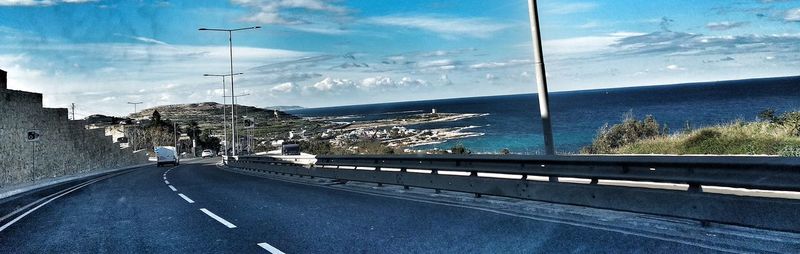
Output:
401 167 409 190
433 169 441 194
688 183 703 193
375 166 383 187
469 171 482 197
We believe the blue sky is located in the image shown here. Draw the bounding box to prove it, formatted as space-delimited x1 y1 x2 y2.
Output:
0 0 798 116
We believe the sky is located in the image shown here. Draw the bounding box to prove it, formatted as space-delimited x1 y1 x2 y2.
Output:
0 0 798 117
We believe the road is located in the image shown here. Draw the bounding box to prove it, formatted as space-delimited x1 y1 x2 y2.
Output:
0 159 746 253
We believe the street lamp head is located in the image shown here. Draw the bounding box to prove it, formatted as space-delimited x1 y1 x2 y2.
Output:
198 28 208 31
254 26 261 29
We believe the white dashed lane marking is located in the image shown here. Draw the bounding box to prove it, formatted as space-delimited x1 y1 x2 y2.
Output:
178 193 194 203
200 208 237 228
257 242 285 254
168 185 177 192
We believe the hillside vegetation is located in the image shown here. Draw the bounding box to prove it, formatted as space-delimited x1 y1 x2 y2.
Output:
582 110 800 156
129 102 325 141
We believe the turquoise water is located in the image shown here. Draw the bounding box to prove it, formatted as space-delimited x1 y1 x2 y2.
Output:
292 76 800 154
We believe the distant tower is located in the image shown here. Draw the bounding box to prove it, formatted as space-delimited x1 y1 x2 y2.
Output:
432 108 437 114
0 68 7 90
274 109 279 119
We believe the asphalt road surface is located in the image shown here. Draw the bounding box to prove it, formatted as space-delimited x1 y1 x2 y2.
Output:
0 159 736 253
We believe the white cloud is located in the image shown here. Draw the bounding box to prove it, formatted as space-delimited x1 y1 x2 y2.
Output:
360 76 394 88
544 2 599 15
308 77 355 92
115 34 169 45
207 88 225 97
0 0 95 6
100 96 116 102
300 76 429 94
469 59 533 70
232 0 349 25
578 21 601 29
286 25 350 35
665 64 686 71
786 8 800 22
270 82 294 93
542 32 644 56
706 21 747 31
417 59 457 68
366 15 511 38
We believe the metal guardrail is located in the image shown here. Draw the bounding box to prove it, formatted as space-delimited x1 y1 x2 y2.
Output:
227 154 800 233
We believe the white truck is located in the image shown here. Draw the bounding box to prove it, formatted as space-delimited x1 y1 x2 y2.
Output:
155 146 180 167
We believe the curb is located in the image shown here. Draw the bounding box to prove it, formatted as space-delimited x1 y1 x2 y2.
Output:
0 162 153 201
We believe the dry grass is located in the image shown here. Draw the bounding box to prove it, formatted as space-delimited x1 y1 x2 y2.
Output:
613 121 800 156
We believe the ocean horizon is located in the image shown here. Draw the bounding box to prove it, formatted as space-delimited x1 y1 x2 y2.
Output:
292 76 800 154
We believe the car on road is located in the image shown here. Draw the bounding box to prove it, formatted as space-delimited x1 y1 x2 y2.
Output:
281 143 301 155
155 146 179 167
201 149 214 158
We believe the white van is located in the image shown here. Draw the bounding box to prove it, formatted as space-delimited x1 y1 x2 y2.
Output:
155 146 180 167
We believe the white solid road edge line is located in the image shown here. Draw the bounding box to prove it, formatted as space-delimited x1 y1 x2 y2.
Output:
178 193 195 203
0 174 113 232
257 242 285 254
168 185 177 191
199 208 237 228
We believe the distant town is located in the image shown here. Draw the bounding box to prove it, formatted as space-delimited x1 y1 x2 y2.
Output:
84 102 487 157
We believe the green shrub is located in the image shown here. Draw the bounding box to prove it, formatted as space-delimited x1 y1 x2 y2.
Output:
758 108 779 123
587 110 800 155
779 146 800 157
451 144 470 154
298 140 334 155
781 112 800 136
582 114 665 154
683 129 721 147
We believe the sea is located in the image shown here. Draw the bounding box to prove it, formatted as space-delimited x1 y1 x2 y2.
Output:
290 76 800 154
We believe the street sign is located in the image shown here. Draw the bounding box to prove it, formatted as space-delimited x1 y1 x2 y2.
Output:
243 117 255 129
26 130 41 142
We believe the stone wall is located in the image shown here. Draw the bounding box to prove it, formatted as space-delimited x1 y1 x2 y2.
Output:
0 69 148 189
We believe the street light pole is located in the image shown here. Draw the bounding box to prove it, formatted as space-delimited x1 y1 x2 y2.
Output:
224 93 250 154
204 73 243 156
199 26 260 156
527 0 555 156
174 121 178 155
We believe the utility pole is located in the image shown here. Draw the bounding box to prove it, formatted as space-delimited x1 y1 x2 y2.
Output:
224 93 250 154
192 128 197 157
127 102 143 116
527 0 555 156
199 26 260 156
204 73 242 156
174 121 178 155
70 103 75 120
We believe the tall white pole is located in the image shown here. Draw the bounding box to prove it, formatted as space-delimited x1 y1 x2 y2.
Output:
174 121 178 154
527 0 555 156
221 77 228 155
228 31 237 156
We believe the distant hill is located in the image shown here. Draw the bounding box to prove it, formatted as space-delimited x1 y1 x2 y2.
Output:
264 105 304 111
129 102 320 139
84 114 132 126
